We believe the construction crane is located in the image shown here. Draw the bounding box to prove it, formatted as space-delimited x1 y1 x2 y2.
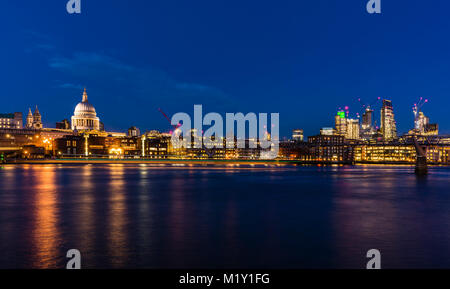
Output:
158 108 216 158
357 96 381 112
412 97 429 118
412 97 430 132
158 108 180 134
357 97 381 130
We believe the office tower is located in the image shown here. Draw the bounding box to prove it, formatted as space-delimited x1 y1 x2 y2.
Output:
335 111 347 136
362 108 373 130
380 99 397 141
346 118 360 140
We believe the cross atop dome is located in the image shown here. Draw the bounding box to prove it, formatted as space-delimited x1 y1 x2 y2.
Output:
82 88 88 103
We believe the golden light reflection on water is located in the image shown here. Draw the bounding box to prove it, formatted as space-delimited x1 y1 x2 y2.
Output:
31 166 61 269
137 166 153 252
76 165 95 257
107 164 129 267
0 166 17 257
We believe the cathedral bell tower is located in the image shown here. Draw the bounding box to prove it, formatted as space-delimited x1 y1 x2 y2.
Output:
26 108 33 128
33 106 43 129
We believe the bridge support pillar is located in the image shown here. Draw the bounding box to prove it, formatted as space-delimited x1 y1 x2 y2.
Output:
415 156 428 175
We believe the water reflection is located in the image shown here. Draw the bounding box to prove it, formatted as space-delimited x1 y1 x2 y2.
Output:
136 165 153 265
31 166 61 268
107 164 129 267
330 166 443 268
167 173 189 267
0 166 17 266
223 199 238 262
331 177 400 267
0 164 449 268
73 165 96 264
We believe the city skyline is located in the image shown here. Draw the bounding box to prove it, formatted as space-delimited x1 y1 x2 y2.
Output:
5 88 445 141
1 1 450 137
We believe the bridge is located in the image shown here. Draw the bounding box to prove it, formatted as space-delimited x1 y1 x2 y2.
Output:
412 136 428 175
400 135 450 174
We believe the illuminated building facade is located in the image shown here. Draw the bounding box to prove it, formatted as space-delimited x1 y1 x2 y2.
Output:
128 126 140 137
0 112 23 129
380 99 397 141
362 108 373 130
334 111 360 140
106 136 140 158
425 145 450 164
354 144 416 163
57 135 82 155
279 140 309 160
335 111 347 136
320 127 336 136
346 119 360 140
71 89 101 131
424 124 439 135
55 133 140 158
353 143 450 165
292 129 304 142
410 111 439 136
308 134 354 162
360 108 378 140
142 131 171 158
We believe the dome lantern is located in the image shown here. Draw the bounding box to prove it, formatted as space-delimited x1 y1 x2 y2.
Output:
82 88 88 102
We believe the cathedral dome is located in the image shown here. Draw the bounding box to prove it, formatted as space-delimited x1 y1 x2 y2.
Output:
74 101 96 116
71 88 101 131
73 88 97 117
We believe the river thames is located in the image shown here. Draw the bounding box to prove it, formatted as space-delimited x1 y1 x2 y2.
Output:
0 164 449 269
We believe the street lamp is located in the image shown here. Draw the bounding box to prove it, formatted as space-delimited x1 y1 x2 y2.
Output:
141 135 146 158
84 134 89 157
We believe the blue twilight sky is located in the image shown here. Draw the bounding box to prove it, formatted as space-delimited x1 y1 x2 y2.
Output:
1 0 449 137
